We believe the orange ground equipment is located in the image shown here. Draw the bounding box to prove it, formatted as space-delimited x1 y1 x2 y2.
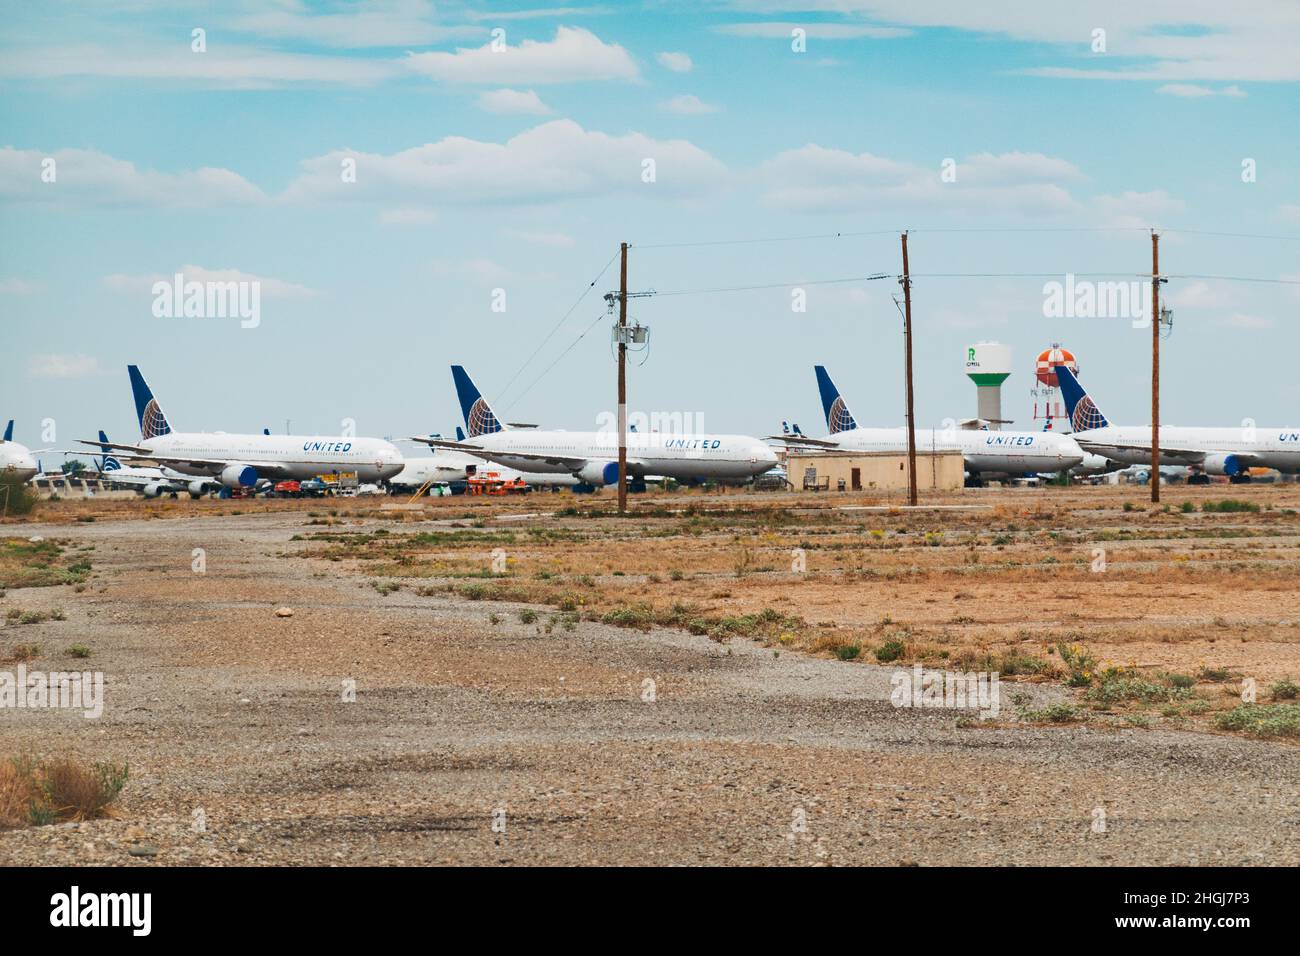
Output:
465 471 529 496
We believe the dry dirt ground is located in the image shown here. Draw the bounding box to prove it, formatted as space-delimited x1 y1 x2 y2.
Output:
1 484 1298 866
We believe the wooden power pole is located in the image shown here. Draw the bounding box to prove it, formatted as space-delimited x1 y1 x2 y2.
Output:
1150 232 1160 504
900 232 919 507
617 241 629 514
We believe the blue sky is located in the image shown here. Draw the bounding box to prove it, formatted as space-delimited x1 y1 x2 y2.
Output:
2 0 1298 449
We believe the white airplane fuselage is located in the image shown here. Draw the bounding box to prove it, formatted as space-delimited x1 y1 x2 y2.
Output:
142 432 404 483
0 440 38 483
1075 425 1300 474
469 430 777 484
826 427 1084 475
392 454 579 488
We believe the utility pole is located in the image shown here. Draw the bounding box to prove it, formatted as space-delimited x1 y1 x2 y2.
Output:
1150 232 1160 504
617 241 628 515
900 232 918 507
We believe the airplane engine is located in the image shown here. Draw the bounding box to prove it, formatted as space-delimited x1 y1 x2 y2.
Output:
188 480 208 498
576 461 621 486
142 481 165 498
219 464 258 488
1202 453 1244 477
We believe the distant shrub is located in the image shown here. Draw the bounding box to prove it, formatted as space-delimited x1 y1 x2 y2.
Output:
875 638 905 663
0 475 36 517
1214 704 1300 738
1201 499 1260 514
1270 679 1300 701
0 756 128 829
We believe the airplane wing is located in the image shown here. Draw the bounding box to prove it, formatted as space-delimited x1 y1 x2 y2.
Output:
479 451 588 469
1081 441 1263 468
766 434 840 449
92 452 295 479
77 439 154 455
406 437 484 452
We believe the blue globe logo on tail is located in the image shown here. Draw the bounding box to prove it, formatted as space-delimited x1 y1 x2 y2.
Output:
141 399 171 440
828 396 855 435
1070 396 1106 433
466 398 499 438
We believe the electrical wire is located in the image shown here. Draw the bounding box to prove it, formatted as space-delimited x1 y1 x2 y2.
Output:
494 249 620 408
502 310 609 413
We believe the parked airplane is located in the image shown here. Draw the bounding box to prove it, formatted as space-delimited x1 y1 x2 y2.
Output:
780 367 1084 481
0 420 39 483
84 430 218 498
410 366 777 486
79 366 405 489
1056 364 1300 480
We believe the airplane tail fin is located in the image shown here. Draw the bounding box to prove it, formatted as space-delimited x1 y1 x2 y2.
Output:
782 421 790 435
1054 364 1109 431
96 430 122 471
128 365 172 440
455 426 465 442
451 366 504 437
814 366 857 434
2 420 11 442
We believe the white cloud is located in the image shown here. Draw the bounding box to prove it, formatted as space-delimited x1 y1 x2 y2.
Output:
282 119 726 205
404 26 639 84
229 0 482 48
656 51 693 72
1091 190 1186 229
379 208 438 224
1216 312 1275 330
757 146 1082 217
431 258 515 283
28 354 103 379
466 7 611 21
1168 280 1229 309
661 94 720 115
716 22 910 39
505 229 575 247
1157 83 1247 98
476 88 553 115
0 278 40 295
103 266 317 299
0 43 399 88
0 147 265 207
730 2 1300 82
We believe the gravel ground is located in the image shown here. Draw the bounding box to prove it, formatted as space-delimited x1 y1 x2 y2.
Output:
1 509 1297 866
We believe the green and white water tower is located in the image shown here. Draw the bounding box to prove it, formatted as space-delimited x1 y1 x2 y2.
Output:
964 342 1013 430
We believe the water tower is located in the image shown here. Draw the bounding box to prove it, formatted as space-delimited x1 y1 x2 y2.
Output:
964 342 1013 430
1032 345 1078 430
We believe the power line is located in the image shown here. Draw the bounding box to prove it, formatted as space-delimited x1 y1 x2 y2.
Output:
502 309 609 414
633 230 900 250
652 273 894 296
1165 273 1300 284
495 249 620 408
1159 228 1300 243
633 225 1300 250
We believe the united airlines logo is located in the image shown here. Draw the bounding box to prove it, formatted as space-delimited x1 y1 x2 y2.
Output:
1071 396 1106 432
985 435 1034 446
140 399 171 440
466 398 500 437
303 441 353 453
827 396 856 435
1280 433 1300 442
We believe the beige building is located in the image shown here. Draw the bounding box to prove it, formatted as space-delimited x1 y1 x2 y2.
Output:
786 450 964 492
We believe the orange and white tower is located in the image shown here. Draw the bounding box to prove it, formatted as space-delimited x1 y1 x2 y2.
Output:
1032 345 1078 430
